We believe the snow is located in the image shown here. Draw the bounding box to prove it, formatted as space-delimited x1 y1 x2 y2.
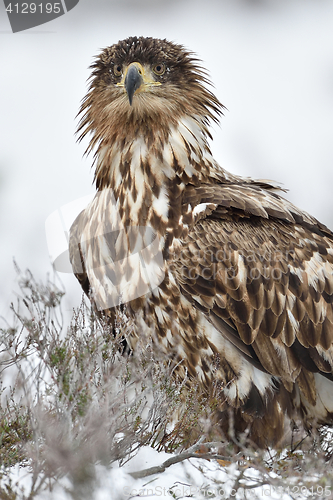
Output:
2 446 314 499
1 1 333 322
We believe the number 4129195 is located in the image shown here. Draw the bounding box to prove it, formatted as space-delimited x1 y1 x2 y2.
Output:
6 3 61 14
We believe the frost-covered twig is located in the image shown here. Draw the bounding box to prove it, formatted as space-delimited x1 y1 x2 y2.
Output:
129 441 241 480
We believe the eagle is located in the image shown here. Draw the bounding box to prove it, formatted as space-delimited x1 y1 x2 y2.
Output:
69 36 333 449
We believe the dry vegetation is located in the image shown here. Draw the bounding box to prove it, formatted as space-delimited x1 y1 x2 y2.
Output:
1 266 333 499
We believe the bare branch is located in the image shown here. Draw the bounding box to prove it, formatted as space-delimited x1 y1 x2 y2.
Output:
129 450 235 479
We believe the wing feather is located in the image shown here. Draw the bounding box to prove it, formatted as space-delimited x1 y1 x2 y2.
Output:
172 183 333 384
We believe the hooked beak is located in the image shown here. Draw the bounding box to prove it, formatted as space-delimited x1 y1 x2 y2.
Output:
117 62 162 106
124 64 143 106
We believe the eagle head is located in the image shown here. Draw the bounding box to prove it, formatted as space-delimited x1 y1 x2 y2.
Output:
77 37 224 166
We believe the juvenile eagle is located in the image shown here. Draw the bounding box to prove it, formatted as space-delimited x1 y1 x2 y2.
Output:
70 36 333 448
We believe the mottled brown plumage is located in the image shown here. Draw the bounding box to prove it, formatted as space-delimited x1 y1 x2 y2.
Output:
70 36 333 448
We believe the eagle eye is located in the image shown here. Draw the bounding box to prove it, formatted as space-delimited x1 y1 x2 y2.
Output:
113 64 122 77
152 63 166 76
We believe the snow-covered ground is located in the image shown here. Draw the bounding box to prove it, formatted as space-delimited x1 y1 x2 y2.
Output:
8 445 307 499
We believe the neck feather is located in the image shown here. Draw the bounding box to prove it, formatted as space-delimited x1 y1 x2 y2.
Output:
93 115 224 232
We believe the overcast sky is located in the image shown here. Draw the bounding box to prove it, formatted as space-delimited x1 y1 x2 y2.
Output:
1 0 333 320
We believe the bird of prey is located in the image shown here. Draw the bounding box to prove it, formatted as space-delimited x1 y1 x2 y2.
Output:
69 36 333 448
